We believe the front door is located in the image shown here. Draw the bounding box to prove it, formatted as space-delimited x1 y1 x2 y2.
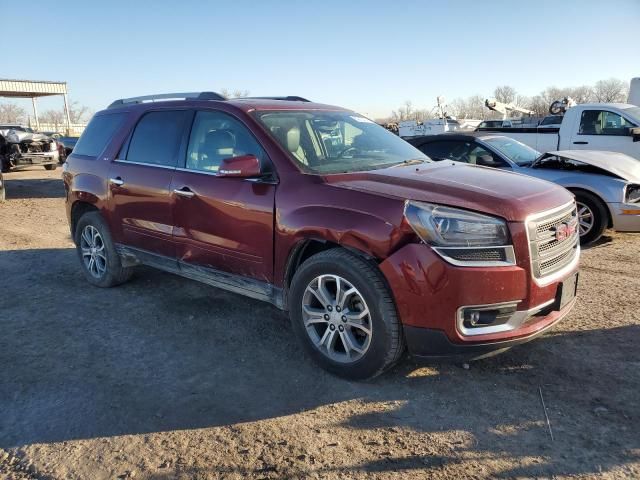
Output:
108 109 190 258
570 109 639 158
171 109 276 282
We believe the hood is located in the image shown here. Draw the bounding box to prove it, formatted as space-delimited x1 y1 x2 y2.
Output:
325 161 574 222
5 130 52 144
547 150 640 182
544 150 640 182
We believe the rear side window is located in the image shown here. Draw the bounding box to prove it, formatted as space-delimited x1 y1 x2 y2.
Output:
124 110 188 167
73 113 127 157
418 140 470 162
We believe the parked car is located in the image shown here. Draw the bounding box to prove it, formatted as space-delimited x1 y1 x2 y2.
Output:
477 119 513 129
63 92 580 379
0 126 59 172
475 103 640 159
57 136 79 157
408 133 640 243
0 172 5 201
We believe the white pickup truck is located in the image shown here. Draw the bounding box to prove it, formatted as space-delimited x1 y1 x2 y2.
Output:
475 103 640 160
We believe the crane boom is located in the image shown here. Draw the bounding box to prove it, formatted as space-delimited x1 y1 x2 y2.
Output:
484 98 534 119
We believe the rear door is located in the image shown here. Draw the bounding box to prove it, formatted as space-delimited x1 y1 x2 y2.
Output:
108 109 190 258
170 109 276 282
570 108 638 156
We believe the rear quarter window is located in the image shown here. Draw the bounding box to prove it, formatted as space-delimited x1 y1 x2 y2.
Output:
73 113 127 157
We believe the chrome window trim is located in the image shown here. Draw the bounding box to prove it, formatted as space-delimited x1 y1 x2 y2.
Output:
175 166 219 177
113 159 176 170
456 298 554 337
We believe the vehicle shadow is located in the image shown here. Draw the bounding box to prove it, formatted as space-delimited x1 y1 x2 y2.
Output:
2 176 65 200
0 247 638 478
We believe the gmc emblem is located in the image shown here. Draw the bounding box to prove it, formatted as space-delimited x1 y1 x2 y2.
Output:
555 222 577 242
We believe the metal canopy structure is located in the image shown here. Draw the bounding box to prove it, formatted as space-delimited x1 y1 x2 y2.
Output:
0 78 71 132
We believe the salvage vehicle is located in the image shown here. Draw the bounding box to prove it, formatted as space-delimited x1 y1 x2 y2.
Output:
63 92 580 379
57 136 79 157
475 102 640 160
0 126 59 172
409 133 640 244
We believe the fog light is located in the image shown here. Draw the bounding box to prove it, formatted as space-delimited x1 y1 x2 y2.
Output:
461 304 518 329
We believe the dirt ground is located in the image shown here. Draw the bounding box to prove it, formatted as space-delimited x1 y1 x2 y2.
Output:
0 168 638 480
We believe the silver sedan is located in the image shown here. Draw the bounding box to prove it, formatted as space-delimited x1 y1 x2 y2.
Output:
410 133 640 244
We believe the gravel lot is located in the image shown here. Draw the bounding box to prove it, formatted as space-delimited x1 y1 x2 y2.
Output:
0 168 639 480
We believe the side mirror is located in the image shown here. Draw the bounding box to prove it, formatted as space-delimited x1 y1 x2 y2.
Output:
218 154 261 178
629 126 640 142
477 154 503 168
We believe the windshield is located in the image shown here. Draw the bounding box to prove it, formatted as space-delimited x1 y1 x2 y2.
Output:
255 110 430 174
623 106 640 124
483 136 541 166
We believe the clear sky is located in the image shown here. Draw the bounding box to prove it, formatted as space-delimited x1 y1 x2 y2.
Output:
3 0 639 119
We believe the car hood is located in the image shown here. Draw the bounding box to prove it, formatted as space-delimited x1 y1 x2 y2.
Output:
544 150 640 182
325 161 574 222
4 130 52 144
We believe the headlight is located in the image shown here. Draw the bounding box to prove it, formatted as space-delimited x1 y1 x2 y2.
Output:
626 184 640 204
404 201 515 266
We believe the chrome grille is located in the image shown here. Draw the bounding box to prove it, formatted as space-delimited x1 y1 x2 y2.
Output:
528 203 579 279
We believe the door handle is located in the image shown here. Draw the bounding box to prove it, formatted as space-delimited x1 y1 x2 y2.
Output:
109 177 124 186
573 141 589 145
173 187 195 198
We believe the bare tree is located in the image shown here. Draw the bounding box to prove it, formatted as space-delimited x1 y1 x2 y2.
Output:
67 101 91 123
493 85 518 105
220 88 250 99
40 109 66 129
593 78 628 103
526 95 549 117
0 103 27 123
450 95 486 119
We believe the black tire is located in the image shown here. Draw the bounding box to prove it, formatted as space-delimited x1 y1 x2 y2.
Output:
74 211 133 287
289 249 404 380
44 163 57 171
574 191 608 245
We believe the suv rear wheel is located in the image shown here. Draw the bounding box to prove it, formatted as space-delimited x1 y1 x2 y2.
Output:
289 249 404 380
75 211 133 287
44 163 57 171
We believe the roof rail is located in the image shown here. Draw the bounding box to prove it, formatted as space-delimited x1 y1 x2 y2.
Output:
244 96 311 102
108 91 225 108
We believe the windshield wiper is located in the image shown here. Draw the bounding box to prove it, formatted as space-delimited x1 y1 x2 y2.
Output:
390 158 427 168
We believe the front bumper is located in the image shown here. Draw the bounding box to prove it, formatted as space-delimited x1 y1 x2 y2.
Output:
12 152 58 167
379 241 579 357
609 202 640 232
404 297 575 359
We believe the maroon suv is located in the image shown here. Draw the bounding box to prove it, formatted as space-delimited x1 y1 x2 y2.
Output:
63 92 580 379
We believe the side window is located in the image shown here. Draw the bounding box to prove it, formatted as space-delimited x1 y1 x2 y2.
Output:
185 110 267 173
124 110 188 167
579 110 636 136
73 113 127 157
419 141 470 162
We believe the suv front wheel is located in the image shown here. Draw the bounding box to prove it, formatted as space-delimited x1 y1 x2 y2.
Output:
75 211 133 287
289 249 404 380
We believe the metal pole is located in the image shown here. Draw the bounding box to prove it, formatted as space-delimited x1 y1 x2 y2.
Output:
63 93 72 135
31 97 40 131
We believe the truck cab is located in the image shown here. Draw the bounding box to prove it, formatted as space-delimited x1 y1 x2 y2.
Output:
561 103 640 158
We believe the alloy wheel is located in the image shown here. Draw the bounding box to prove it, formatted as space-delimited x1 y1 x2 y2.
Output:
301 274 372 363
80 225 107 278
576 201 595 237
